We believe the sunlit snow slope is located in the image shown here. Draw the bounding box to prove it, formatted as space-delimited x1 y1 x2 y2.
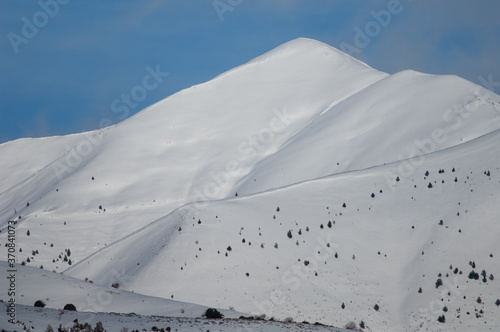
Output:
1 38 500 331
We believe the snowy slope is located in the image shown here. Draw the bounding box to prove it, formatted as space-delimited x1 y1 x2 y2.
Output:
0 304 351 332
1 38 500 331
0 261 241 318
235 70 500 194
66 127 500 331
0 38 389 267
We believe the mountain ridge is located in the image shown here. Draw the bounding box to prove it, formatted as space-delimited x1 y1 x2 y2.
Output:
1 38 500 331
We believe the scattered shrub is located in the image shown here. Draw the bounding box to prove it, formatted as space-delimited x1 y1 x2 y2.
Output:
94 322 105 332
344 321 358 330
205 308 223 319
63 303 76 311
34 300 46 308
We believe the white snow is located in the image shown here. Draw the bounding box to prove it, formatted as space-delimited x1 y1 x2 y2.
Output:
1 37 500 331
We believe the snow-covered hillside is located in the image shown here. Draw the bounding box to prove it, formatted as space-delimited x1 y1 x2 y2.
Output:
1 38 499 331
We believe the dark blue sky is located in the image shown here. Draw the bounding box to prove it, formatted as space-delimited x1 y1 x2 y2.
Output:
1 0 499 144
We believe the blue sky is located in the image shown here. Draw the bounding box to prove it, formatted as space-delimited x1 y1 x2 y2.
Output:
1 0 499 144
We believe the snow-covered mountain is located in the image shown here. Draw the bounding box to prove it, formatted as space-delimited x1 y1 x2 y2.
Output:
1 38 500 331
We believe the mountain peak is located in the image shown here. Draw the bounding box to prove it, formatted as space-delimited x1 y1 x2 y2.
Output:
246 37 375 70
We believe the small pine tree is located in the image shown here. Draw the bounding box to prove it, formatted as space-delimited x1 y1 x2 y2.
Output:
428 182 433 188
374 304 380 311
341 302 345 309
27 230 30 236
435 278 443 288
287 230 292 239
418 287 422 294
327 221 332 228
495 299 500 306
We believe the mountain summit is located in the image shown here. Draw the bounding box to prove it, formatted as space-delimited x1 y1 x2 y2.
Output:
1 38 500 331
